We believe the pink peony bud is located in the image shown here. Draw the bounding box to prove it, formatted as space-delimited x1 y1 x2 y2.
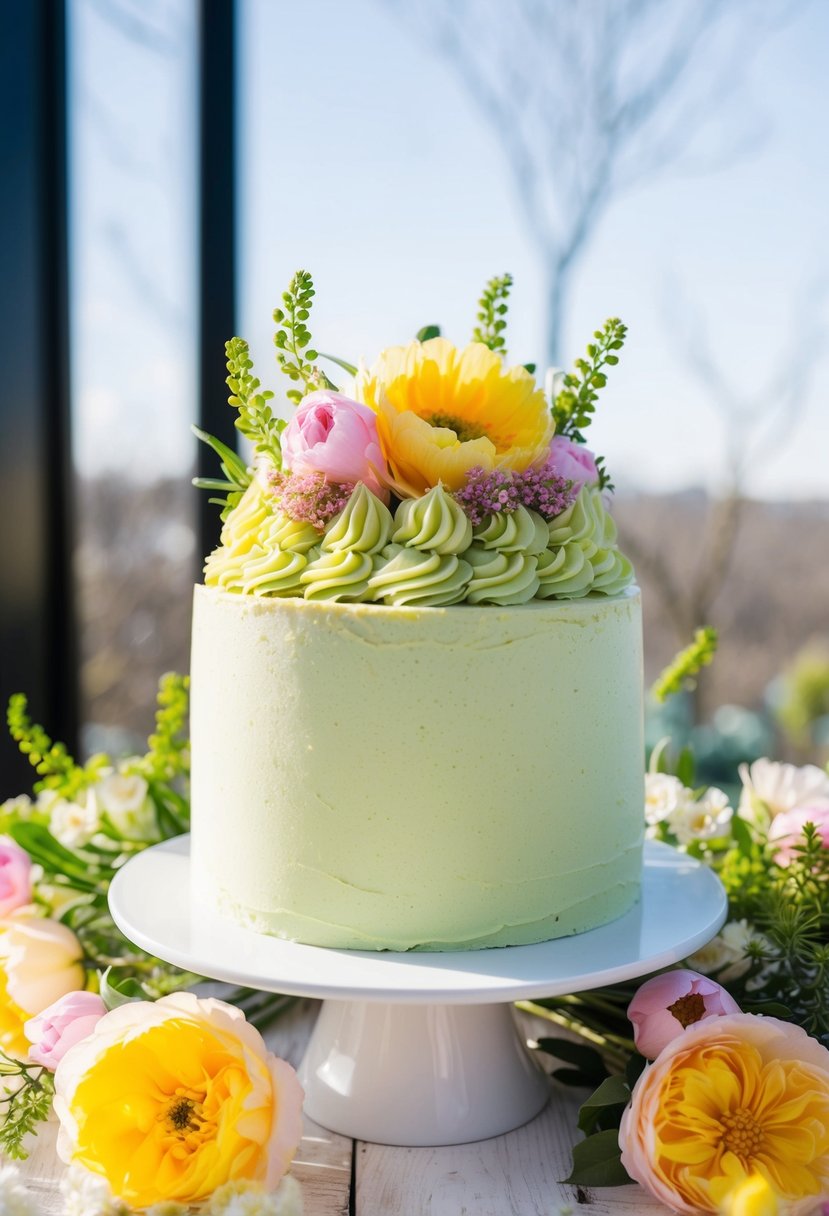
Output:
627 969 741 1059
768 801 829 866
25 990 107 1070
548 435 599 490
281 391 389 501
0 839 33 917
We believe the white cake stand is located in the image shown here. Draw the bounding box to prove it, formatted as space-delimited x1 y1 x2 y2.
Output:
109 837 726 1147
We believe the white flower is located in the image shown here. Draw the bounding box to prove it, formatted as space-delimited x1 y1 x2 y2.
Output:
60 1166 128 1216
738 758 829 826
49 790 100 848
0 1162 41 1216
208 1176 304 1216
95 767 156 840
0 795 33 823
669 786 733 845
644 773 688 826
687 918 776 991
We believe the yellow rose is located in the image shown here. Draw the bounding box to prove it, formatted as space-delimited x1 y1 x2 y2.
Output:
354 338 553 496
0 916 84 1057
619 1013 829 1215
54 992 304 1209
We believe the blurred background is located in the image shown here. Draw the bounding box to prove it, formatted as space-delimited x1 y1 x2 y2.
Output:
2 0 827 790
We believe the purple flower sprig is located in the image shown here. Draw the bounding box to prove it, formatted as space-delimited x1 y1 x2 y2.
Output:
454 463 574 526
269 470 354 531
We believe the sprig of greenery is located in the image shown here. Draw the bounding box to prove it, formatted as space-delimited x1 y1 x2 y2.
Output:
552 318 627 442
273 270 334 404
6 695 106 798
0 1053 55 1160
651 628 718 702
226 336 286 466
472 273 512 354
140 673 191 784
192 425 251 520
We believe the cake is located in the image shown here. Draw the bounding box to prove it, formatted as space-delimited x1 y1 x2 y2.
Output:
190 272 644 950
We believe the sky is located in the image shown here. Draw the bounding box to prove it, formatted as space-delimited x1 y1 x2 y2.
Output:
70 0 829 499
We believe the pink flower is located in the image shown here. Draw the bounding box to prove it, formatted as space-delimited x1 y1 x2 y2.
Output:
627 969 740 1059
548 435 599 490
768 800 829 865
0 839 32 917
282 391 389 501
25 990 107 1070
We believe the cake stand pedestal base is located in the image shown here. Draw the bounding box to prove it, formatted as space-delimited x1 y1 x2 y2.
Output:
109 837 727 1147
300 999 549 1145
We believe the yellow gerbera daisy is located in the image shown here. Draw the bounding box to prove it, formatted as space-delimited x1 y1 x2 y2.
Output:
354 337 553 497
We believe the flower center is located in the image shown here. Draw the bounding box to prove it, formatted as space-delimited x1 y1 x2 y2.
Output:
164 1095 203 1134
720 1108 765 1160
667 992 706 1028
426 412 487 443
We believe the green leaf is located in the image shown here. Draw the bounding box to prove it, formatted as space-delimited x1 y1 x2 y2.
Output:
99 966 145 1011
741 999 793 1018
535 1037 609 1084
676 746 695 789
471 274 512 353
577 1075 631 1135
625 1052 647 1089
416 324 441 342
10 823 106 891
730 815 754 856
319 351 358 377
191 425 250 485
562 1128 632 1187
522 362 536 374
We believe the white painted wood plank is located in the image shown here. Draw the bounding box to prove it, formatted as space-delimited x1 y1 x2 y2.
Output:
19 996 353 1216
355 1012 667 1216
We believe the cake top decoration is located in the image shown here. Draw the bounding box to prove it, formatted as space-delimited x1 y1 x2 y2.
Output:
195 271 634 606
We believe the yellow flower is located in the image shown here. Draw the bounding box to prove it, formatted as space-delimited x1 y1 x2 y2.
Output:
354 337 553 496
619 1014 829 1215
0 916 84 1057
54 992 304 1210
721 1174 779 1216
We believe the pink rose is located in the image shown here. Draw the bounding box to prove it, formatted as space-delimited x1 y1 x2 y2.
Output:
627 969 740 1059
0 839 32 917
769 800 829 865
548 435 599 490
281 391 389 501
25 990 107 1070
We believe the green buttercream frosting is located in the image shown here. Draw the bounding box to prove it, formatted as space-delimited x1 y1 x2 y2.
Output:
391 484 472 554
539 487 634 599
205 482 314 595
301 547 376 601
473 506 548 555
464 546 540 605
322 484 393 555
369 544 472 606
241 546 307 596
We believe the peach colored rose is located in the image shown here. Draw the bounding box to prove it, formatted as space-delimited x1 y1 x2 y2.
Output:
0 840 32 917
282 391 388 500
627 969 740 1059
0 916 85 1057
25 991 107 1070
619 1014 829 1215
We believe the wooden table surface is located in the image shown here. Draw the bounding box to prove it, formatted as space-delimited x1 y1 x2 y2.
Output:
22 998 669 1215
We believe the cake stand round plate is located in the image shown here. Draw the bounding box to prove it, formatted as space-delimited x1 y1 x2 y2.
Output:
109 837 726 1147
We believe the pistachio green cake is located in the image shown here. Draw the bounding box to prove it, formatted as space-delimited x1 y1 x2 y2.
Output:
190 586 644 951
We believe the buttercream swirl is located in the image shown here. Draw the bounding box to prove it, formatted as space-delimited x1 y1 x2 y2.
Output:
369 544 472 606
301 547 376 602
464 545 540 605
204 481 271 588
538 487 634 599
391 484 472 554
473 506 548 555
322 483 393 555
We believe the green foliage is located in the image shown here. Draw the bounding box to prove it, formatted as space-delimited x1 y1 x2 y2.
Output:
6 695 106 798
226 336 286 464
0 1053 55 1160
552 318 627 442
563 1128 633 1187
472 273 512 354
140 672 191 784
191 424 251 520
273 269 335 404
652 627 718 702
416 324 441 342
776 646 829 748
